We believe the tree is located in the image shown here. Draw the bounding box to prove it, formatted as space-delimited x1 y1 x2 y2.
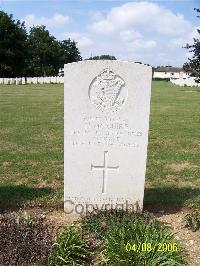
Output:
183 8 200 81
0 11 82 77
60 39 82 64
0 11 28 77
27 26 63 76
27 27 82 76
88 55 116 60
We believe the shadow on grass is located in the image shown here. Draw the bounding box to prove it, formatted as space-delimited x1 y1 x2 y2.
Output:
144 187 200 213
0 185 54 211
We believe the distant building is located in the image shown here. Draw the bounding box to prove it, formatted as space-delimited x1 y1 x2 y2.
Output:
153 67 189 79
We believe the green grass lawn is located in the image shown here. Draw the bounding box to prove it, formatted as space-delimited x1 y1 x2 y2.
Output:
0 81 199 209
145 82 200 208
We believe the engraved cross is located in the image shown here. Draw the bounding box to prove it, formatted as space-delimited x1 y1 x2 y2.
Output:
91 151 119 194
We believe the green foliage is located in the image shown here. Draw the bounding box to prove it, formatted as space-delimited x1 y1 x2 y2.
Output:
0 11 28 77
0 11 82 77
183 211 200 232
152 77 170 82
183 8 200 81
23 210 33 225
60 39 82 64
27 26 82 76
26 26 62 76
88 54 116 60
47 211 187 265
82 210 187 266
48 225 89 266
16 211 35 227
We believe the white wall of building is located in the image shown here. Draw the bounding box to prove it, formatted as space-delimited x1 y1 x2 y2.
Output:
153 71 189 79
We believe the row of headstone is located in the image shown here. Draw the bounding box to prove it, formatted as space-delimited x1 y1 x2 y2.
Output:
170 77 200 87
0 76 64 85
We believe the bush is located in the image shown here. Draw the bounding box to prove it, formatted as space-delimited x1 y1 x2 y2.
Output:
82 210 187 266
48 225 90 266
153 78 170 82
183 211 200 232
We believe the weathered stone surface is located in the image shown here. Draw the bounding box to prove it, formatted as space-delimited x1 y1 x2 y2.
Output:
64 60 152 214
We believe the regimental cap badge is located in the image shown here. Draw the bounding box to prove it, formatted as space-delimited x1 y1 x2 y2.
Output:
89 67 127 113
97 68 115 80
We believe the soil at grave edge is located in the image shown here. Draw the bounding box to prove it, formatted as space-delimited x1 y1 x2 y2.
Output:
0 206 199 266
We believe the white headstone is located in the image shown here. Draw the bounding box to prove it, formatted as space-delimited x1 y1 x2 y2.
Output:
3 78 9 84
0 78 3 84
58 76 64 83
22 77 26 85
32 77 38 84
38 77 44 84
64 61 152 214
10 78 15 84
50 76 57 83
44 77 51 83
16 78 22 85
26 77 32 84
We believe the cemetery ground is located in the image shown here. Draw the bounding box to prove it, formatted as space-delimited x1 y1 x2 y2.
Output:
0 81 199 265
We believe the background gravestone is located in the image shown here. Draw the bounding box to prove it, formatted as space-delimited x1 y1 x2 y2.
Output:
38 77 44 84
64 60 152 214
3 78 9 85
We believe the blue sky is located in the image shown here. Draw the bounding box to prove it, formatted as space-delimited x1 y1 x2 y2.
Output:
0 0 199 66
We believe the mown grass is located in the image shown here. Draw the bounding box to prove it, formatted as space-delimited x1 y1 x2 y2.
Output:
0 81 199 209
0 84 63 208
145 81 200 208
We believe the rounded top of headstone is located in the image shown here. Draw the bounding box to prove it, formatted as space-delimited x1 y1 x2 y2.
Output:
64 60 152 71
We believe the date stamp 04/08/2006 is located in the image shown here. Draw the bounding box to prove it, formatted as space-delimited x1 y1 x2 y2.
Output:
125 242 179 253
